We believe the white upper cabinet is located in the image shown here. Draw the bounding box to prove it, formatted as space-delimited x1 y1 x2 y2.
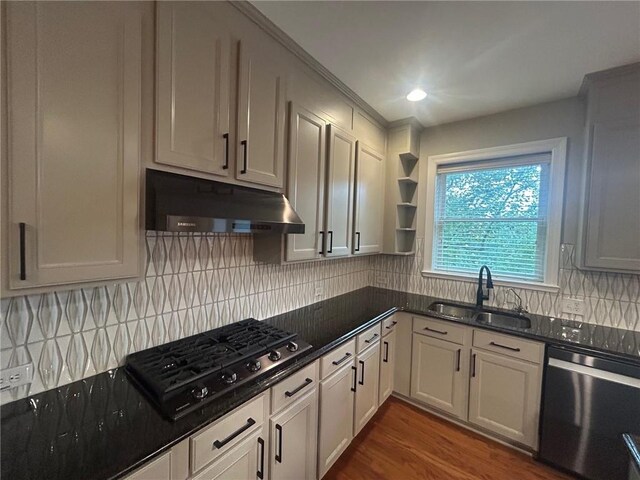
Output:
325 126 357 258
353 143 385 255
285 104 327 262
4 1 147 292
236 32 288 188
155 2 231 176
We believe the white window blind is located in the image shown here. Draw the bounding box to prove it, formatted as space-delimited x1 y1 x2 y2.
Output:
432 153 551 282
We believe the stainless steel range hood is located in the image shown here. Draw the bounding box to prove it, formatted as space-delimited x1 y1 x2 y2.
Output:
145 170 305 234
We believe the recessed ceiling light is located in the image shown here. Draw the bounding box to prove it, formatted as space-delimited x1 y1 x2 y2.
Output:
406 88 427 102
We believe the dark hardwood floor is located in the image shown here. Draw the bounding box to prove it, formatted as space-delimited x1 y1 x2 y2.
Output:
324 397 575 480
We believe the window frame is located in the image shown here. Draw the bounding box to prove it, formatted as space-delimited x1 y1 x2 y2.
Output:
422 137 567 292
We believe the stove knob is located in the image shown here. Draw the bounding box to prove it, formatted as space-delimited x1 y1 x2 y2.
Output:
286 341 299 352
247 360 261 372
221 371 237 385
268 350 282 361
191 385 209 401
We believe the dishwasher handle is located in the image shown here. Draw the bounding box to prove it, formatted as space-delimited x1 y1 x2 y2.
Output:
548 358 640 389
547 345 640 379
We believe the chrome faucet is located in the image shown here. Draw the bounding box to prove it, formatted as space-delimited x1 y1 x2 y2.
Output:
476 265 494 308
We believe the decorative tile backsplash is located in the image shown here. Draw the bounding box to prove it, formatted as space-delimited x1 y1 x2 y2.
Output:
372 238 640 331
0 233 373 404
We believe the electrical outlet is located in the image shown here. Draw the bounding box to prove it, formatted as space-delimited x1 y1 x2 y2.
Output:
314 283 324 299
376 273 388 286
562 297 585 316
0 363 33 391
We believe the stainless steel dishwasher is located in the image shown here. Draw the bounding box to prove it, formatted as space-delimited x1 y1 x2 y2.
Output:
539 345 640 480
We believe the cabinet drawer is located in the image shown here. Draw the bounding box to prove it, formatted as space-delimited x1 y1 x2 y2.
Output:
413 316 467 345
191 393 267 473
381 316 398 336
320 339 356 380
356 323 381 353
271 361 318 414
472 330 543 364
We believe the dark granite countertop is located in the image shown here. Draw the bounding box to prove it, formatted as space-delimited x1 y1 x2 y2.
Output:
2 287 639 480
624 434 640 473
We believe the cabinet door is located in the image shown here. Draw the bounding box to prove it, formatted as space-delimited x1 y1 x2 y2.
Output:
325 125 356 258
410 334 468 419
353 143 385 255
270 389 318 480
468 349 541 448
378 328 396 405
318 362 355 478
236 34 287 188
5 1 143 290
353 342 380 435
192 429 266 480
124 451 171 480
285 104 326 261
156 2 231 176
583 117 640 271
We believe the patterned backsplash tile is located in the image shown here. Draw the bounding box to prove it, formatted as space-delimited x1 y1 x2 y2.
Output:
0 233 373 404
372 238 640 332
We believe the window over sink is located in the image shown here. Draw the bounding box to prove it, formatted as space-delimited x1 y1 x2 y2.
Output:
423 138 567 290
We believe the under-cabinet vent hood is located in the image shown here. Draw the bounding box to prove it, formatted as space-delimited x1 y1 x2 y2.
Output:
145 170 305 234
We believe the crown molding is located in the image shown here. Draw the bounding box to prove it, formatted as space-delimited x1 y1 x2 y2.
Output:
230 1 389 127
388 117 424 131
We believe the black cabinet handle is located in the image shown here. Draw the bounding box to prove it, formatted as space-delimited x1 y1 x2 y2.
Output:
257 437 265 479
328 230 333 253
240 140 248 174
383 341 389 363
471 353 477 378
332 352 352 366
319 231 325 254
351 365 357 392
355 232 361 251
385 321 398 330
285 378 313 398
223 133 229 169
213 418 256 449
456 349 461 372
490 341 521 352
424 326 448 335
19 222 26 281
358 360 365 385
364 333 379 344
275 424 283 463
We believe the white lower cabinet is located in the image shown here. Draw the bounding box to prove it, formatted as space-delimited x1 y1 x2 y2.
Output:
468 348 542 449
353 342 381 435
410 333 468 419
270 389 318 480
124 440 189 480
378 328 397 405
191 430 266 480
318 362 355 478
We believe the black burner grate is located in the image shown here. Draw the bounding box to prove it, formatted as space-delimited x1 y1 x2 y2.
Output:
126 318 296 397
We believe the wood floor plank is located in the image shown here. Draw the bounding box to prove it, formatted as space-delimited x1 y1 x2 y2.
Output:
324 397 575 480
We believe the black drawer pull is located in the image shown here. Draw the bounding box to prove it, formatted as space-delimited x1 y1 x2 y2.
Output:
275 424 283 463
257 437 265 479
213 418 256 449
355 232 360 252
223 133 229 169
471 353 477 378
332 352 352 366
284 378 313 398
383 341 389 363
364 333 379 344
19 222 26 280
456 349 461 372
424 326 448 335
328 230 333 253
358 360 365 385
490 341 521 352
240 140 248 174
351 365 357 392
319 231 325 254
385 321 398 330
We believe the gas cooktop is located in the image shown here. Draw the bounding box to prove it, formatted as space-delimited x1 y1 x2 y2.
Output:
125 318 311 420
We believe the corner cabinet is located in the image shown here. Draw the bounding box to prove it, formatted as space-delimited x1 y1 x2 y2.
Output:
3 1 147 292
353 143 385 255
353 339 381 435
378 325 397 405
577 64 640 272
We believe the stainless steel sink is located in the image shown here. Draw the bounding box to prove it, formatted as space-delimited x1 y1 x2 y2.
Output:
474 311 531 330
427 302 476 320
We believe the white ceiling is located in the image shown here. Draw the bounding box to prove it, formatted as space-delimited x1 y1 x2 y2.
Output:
252 1 640 126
